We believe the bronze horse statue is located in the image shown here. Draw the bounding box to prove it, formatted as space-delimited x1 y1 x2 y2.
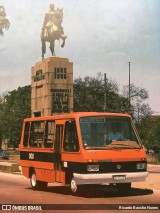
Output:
41 8 67 59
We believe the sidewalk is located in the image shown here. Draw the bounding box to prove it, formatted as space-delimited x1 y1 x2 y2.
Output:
132 164 160 193
133 173 160 194
147 163 160 168
0 161 20 173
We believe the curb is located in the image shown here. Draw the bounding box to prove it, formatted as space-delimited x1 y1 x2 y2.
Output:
0 162 20 173
153 190 160 194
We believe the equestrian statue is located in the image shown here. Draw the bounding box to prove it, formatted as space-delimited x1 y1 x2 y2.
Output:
41 4 67 59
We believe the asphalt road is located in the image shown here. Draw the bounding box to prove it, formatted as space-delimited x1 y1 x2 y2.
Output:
0 169 160 213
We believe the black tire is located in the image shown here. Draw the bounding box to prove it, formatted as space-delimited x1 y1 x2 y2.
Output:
70 178 78 194
70 177 83 195
116 182 131 195
30 172 48 190
39 181 48 189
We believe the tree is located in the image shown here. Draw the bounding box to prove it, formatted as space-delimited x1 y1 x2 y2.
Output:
0 101 4 149
136 116 160 149
122 83 152 118
0 74 153 148
74 73 125 113
0 5 10 36
0 92 8 149
0 86 31 148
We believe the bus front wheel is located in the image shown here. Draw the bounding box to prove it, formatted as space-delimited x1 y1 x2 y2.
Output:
30 172 47 190
70 178 78 194
116 182 131 195
70 177 84 195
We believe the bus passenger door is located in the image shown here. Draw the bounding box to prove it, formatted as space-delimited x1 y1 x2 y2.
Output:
54 124 63 182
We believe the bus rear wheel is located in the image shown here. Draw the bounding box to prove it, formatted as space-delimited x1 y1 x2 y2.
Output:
116 182 131 195
30 172 47 190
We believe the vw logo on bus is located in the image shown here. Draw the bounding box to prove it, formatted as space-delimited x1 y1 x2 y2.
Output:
117 164 121 170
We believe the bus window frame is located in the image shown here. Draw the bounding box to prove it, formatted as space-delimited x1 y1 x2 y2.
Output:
130 120 143 147
63 119 80 152
29 121 45 148
23 119 56 149
79 116 143 149
44 120 55 148
23 121 31 147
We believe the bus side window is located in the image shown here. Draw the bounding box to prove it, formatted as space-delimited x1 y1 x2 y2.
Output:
23 122 30 147
63 120 79 152
44 121 55 148
29 121 45 148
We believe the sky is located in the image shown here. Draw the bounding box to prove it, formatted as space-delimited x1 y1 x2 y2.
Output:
0 0 160 113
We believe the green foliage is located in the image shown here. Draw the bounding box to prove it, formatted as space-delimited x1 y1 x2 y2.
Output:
122 83 152 117
0 86 31 148
0 73 155 149
74 73 126 113
136 116 160 149
0 5 10 36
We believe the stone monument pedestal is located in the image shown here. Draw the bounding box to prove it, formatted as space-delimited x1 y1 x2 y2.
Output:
31 56 73 117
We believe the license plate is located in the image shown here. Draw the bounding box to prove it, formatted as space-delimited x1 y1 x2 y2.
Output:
113 175 126 180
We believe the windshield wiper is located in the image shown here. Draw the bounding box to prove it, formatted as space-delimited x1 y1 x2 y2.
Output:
109 142 141 149
85 145 122 150
85 146 102 150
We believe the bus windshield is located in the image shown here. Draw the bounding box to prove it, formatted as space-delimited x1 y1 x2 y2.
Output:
79 116 142 150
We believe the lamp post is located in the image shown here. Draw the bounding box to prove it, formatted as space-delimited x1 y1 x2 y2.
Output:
128 62 131 112
104 73 107 112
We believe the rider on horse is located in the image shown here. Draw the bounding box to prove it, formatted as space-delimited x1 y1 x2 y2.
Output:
41 4 56 39
41 3 67 58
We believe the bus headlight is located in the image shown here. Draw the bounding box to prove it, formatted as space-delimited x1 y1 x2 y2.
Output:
87 165 99 172
137 163 147 170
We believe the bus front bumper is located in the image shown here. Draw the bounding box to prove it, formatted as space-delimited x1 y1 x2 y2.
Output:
73 172 148 185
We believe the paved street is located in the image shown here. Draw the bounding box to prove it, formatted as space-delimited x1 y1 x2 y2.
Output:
0 164 160 212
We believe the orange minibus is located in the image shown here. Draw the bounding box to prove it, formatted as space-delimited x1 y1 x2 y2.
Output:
19 112 148 195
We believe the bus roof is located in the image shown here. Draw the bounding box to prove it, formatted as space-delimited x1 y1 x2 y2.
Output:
24 112 131 122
